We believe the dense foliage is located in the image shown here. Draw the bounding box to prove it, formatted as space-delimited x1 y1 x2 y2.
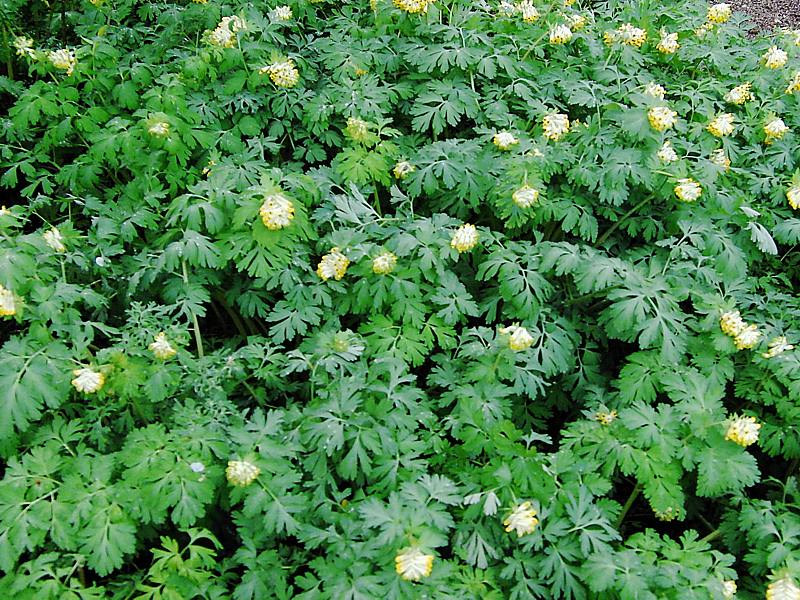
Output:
1 0 800 596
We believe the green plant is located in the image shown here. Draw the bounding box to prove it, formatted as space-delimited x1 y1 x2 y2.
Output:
0 0 799 597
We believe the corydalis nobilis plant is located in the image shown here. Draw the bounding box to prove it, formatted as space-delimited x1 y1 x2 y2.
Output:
0 0 799 597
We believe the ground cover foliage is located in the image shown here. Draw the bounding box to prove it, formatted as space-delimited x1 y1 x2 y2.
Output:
0 0 800 597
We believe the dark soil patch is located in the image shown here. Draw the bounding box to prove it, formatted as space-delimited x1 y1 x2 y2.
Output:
730 0 800 31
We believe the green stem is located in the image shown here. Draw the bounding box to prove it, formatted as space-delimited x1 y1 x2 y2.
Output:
181 260 205 358
2 28 13 80
615 482 641 528
596 196 651 246
700 528 722 544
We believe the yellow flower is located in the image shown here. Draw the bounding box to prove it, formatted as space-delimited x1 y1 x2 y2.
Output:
149 332 177 360
707 113 735 137
654 506 680 521
493 131 519 150
724 82 753 105
648 106 677 132
394 548 434 581
316 248 350 281
657 31 679 54
725 415 760 447
49 48 77 75
450 224 479 253
71 368 105 394
270 6 293 21
503 501 539 537
225 460 260 487
657 141 678 162
764 46 788 69
674 178 702 202
695 22 714 38
499 324 534 351
0 285 18 317
764 118 789 144
202 159 216 176
710 148 730 171
517 1 539 23
13 36 36 59
549 25 573 45
595 410 618 425
512 185 540 209
345 117 370 143
766 577 800 600
393 0 432 14
762 336 794 358
787 71 800 94
148 121 170 137
206 16 246 48
721 580 737 599
542 113 570 141
259 193 295 230
787 186 800 210
261 59 300 88
43 227 66 253
707 3 731 23
393 161 415 179
720 310 746 337
372 251 397 275
617 23 647 47
603 31 617 46
644 82 666 100
734 324 761 350
567 14 587 31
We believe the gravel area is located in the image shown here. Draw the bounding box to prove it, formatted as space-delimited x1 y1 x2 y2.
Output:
729 0 800 31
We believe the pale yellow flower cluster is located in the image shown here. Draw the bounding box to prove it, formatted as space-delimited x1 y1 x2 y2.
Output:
764 118 789 144
499 324 534 351
648 106 677 132
616 23 647 47
710 148 730 171
724 415 761 447
270 6 293 21
707 113 735 138
393 161 415 179
149 332 177 360
71 368 105 394
13 36 36 59
707 3 732 24
225 460 260 487
644 82 666 99
787 185 800 210
395 548 434 581
767 577 800 600
43 227 66 253
512 185 540 208
674 178 702 202
763 46 788 69
517 1 539 23
261 59 300 88
786 72 800 94
0 285 18 317
657 140 678 162
542 113 570 141
724 82 753 105
207 16 246 48
657 31 679 54
550 25 573 45
762 336 794 358
504 501 539 536
393 0 432 14
595 410 618 425
317 248 350 281
259 193 295 230
49 48 77 75
450 224 479 253
346 117 371 143
719 310 761 349
372 251 397 275
493 131 519 150
148 121 170 137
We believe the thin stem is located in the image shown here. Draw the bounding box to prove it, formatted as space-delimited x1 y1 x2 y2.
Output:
181 259 205 358
700 528 722 544
2 28 13 80
597 196 651 246
615 482 641 528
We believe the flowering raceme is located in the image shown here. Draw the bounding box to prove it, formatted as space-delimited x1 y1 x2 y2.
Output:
648 106 677 131
503 501 539 537
787 185 800 210
707 3 731 23
657 31 679 54
394 0 432 14
710 148 730 171
499 324 534 351
725 82 753 105
616 23 647 47
0 285 18 317
13 36 36 59
261 59 300 88
317 248 350 281
149 332 177 360
725 415 761 447
393 161 415 179
762 336 794 358
372 252 397 274
225 460 260 487
787 71 800 94
763 46 788 69
49 48 77 75
259 193 295 230
493 131 518 150
764 118 789 144
451 224 479 252
72 368 105 394
674 178 702 202
657 141 678 162
542 113 570 141
395 548 434 581
43 227 66 253
517 1 539 23
512 185 540 208
595 410 618 425
767 577 800 600
706 113 735 137
549 25 573 45
644 82 666 99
